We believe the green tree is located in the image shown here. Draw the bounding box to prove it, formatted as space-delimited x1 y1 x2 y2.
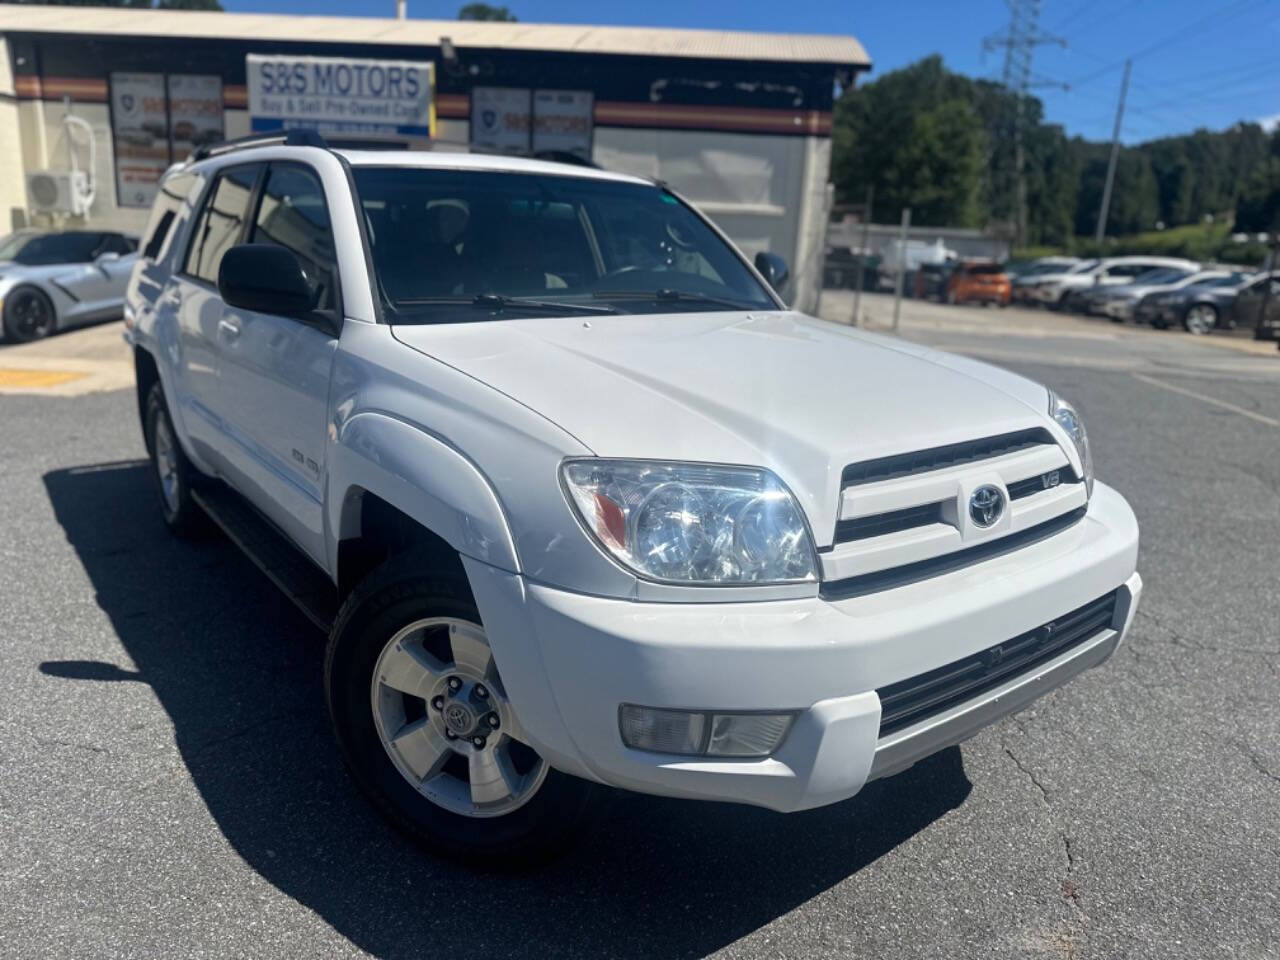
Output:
457 3 516 19
831 55 1279 244
832 56 986 227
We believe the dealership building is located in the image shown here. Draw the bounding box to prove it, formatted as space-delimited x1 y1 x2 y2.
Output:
0 6 868 310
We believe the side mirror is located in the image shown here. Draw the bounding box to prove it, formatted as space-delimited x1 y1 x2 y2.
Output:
95 251 121 265
754 251 790 293
218 244 316 317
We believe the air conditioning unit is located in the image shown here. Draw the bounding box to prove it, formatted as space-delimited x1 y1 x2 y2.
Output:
26 169 91 217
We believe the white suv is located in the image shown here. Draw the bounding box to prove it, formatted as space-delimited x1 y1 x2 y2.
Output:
125 133 1142 863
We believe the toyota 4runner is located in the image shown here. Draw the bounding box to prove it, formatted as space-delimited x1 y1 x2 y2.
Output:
125 132 1142 863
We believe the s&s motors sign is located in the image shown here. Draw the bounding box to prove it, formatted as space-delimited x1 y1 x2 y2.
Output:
247 54 435 138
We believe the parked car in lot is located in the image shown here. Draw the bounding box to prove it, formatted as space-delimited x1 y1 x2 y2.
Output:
1232 271 1280 339
1083 267 1228 322
912 260 955 301
1026 256 1199 312
1133 271 1257 333
0 229 139 342
126 132 1142 863
944 260 1011 306
1011 257 1083 303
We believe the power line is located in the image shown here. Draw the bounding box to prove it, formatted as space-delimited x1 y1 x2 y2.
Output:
982 0 1067 245
1062 0 1264 88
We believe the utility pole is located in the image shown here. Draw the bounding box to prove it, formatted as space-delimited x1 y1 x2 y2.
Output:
983 0 1065 248
1256 233 1278 342
851 184 874 327
396 0 406 19
891 207 911 333
1095 59 1132 244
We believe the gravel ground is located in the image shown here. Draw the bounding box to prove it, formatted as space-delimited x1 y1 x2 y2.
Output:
1 305 1277 959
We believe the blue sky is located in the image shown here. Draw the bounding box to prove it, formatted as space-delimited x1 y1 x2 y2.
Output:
222 0 1280 143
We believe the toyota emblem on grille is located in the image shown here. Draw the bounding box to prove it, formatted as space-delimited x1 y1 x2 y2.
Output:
969 484 1005 528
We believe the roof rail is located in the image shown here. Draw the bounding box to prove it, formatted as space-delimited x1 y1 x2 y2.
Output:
190 129 329 162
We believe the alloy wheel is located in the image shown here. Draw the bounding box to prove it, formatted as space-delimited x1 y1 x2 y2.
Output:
8 291 53 340
1185 304 1216 335
152 414 182 514
370 617 548 818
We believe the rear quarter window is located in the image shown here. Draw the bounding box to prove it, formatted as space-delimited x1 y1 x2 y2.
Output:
141 172 197 262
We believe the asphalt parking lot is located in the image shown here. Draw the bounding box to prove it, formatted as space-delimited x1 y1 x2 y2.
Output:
2 299 1278 958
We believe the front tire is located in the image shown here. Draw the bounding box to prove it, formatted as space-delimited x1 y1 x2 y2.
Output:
144 382 208 537
1183 303 1217 335
325 560 597 865
2 286 56 342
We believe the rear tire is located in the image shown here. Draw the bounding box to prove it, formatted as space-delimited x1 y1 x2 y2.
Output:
144 382 209 538
2 286 56 343
325 558 597 866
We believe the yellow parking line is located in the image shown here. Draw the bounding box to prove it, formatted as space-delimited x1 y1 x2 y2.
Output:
0 368 87 388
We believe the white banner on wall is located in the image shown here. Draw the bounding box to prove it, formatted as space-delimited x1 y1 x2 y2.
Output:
247 54 435 138
470 87 532 154
109 72 168 209
532 89 594 160
167 74 223 156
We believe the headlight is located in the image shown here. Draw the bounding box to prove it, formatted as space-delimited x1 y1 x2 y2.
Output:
1049 392 1094 497
561 459 818 585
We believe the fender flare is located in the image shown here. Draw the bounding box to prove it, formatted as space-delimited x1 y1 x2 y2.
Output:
327 411 520 576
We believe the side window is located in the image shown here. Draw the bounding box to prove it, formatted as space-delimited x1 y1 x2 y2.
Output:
250 164 339 314
184 164 262 284
141 171 196 262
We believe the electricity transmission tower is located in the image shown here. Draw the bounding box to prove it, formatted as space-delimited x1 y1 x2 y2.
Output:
983 0 1065 247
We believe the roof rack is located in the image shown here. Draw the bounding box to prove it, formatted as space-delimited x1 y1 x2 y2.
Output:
189 129 329 162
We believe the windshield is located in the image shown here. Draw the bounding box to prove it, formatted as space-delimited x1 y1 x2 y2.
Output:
352 168 776 323
964 263 1004 275
0 232 40 261
1067 260 1099 274
9 233 104 265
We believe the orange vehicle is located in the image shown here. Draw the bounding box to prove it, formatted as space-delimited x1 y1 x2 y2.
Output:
946 260 1011 306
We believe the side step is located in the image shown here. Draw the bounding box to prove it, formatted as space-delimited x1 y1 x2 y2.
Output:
192 485 337 633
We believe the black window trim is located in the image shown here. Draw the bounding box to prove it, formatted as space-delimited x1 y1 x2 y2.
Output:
178 161 267 291
247 159 344 327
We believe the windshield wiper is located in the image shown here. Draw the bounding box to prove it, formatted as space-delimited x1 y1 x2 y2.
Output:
393 293 617 315
593 288 760 311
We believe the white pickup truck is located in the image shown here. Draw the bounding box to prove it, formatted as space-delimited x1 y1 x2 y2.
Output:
125 132 1141 864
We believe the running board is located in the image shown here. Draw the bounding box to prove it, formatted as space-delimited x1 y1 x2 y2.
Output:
192 485 337 633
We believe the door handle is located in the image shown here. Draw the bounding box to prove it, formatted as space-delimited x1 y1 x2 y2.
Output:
218 318 242 341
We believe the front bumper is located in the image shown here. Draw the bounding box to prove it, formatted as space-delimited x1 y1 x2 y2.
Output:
1100 299 1136 320
1135 301 1180 326
466 482 1141 813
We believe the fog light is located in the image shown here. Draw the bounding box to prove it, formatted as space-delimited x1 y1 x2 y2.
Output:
706 713 794 757
619 705 706 755
618 705 793 758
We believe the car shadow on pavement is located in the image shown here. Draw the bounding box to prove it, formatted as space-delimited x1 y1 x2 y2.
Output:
43 460 972 960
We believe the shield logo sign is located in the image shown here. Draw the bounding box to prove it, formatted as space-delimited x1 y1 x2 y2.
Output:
482 109 497 129
122 94 135 112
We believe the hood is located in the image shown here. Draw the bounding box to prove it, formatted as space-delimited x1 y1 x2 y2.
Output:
392 311 1053 542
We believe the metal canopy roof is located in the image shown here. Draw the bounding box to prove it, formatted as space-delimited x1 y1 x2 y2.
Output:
0 5 870 68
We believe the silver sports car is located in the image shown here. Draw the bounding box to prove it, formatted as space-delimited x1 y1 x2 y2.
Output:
0 230 138 342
